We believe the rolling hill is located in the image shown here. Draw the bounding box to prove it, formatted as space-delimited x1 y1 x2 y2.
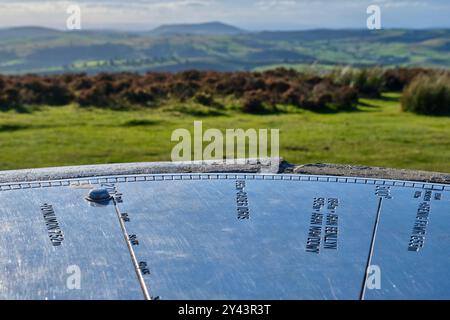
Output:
0 23 448 74
150 22 244 36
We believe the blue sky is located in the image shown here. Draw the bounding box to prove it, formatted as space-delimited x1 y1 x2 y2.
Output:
0 0 448 30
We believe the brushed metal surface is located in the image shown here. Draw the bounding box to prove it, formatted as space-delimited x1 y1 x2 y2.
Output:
365 186 450 300
0 186 143 300
0 174 449 300
116 177 380 300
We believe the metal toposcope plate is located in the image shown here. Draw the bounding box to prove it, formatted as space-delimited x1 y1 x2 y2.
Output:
0 173 449 300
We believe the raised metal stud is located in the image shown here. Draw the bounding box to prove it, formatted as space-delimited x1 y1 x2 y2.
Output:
85 188 112 203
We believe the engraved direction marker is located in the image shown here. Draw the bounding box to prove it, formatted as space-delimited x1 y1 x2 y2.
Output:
0 187 143 300
365 187 450 300
114 176 382 299
0 174 449 300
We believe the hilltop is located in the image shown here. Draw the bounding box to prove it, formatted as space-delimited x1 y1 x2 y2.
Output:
150 22 244 36
0 24 448 74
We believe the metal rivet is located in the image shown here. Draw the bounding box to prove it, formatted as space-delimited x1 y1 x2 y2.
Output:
85 188 112 203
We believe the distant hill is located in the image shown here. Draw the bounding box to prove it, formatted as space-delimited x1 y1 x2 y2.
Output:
150 22 244 36
0 26 62 40
0 25 448 74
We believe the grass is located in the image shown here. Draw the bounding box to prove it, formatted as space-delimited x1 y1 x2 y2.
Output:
1 92 450 172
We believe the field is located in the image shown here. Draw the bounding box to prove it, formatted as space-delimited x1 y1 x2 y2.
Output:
1 92 450 172
1 26 448 173
0 26 449 74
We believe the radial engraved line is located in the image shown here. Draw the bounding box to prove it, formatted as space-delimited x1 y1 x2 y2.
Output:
112 197 152 300
359 197 383 300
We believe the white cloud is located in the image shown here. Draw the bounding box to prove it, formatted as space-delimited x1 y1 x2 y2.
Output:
256 0 299 10
0 0 447 29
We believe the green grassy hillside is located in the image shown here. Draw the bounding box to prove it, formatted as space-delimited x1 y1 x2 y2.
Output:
1 93 450 172
0 27 449 74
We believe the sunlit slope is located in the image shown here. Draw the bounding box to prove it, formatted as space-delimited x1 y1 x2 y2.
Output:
1 93 450 172
0 27 448 74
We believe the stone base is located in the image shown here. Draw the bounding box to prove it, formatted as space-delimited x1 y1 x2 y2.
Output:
0 158 449 185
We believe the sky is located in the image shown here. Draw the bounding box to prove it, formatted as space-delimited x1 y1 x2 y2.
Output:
0 0 449 30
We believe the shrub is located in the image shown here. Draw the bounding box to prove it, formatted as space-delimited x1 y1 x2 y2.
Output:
216 73 248 97
3 68 439 113
76 87 110 107
171 81 198 100
194 92 215 106
71 77 93 90
123 88 154 105
0 87 21 110
179 70 202 81
401 74 450 115
333 68 383 98
383 68 418 91
243 77 266 92
266 79 291 94
241 90 273 114
45 83 74 106
311 83 333 108
281 87 303 106
332 87 359 110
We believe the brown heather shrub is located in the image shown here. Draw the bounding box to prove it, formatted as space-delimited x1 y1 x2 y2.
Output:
332 87 359 110
263 68 298 79
170 80 199 101
179 70 202 82
17 77 73 106
265 79 291 94
71 77 93 91
242 90 274 114
194 92 215 106
280 86 305 106
76 87 110 107
312 83 333 108
0 87 21 110
241 77 265 92
383 68 431 91
3 67 439 112
123 88 155 105
113 79 132 93
43 83 74 106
